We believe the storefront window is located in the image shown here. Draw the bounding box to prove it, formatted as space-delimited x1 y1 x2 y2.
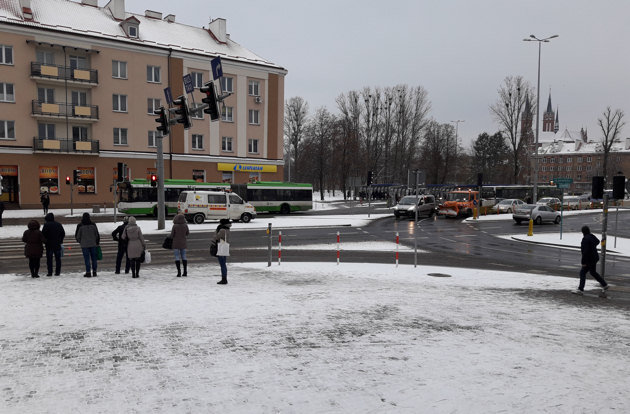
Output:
76 167 95 193
222 172 233 184
39 166 59 194
249 172 261 183
193 169 205 182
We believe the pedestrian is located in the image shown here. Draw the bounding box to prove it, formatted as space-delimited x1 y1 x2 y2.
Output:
573 225 609 295
122 216 146 278
75 212 100 277
41 212 65 276
111 216 131 274
170 213 190 277
214 218 231 285
0 199 5 227
22 219 45 278
40 191 50 215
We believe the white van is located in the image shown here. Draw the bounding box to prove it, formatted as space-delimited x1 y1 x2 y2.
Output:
177 190 257 224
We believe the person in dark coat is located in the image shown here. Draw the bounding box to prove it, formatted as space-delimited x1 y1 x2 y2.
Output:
214 218 231 285
111 216 131 274
22 219 46 278
41 212 65 276
0 200 5 227
75 212 100 277
574 225 609 294
170 213 190 277
40 191 50 215
122 216 146 278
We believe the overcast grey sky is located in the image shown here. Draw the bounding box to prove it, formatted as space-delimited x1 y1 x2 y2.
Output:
128 0 630 147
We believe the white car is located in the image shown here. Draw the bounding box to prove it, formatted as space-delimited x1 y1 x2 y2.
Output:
513 204 561 225
492 198 525 213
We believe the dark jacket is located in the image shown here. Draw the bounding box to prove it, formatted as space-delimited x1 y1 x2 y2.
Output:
0 200 5 214
40 193 50 206
42 213 65 251
170 214 189 249
215 223 230 243
22 220 46 258
112 222 129 246
75 214 100 248
581 233 600 265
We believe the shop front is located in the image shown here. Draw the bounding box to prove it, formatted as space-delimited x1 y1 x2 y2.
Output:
0 165 19 204
217 163 278 184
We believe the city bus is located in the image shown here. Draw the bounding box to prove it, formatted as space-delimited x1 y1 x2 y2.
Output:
231 181 313 214
117 179 228 216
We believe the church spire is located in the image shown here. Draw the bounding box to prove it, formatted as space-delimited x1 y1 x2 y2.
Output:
554 107 559 133
546 92 553 113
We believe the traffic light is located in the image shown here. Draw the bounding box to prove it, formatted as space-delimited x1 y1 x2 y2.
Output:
171 95 192 129
613 175 625 200
592 176 604 199
73 169 80 185
154 106 169 135
150 174 157 187
367 171 374 186
200 81 220 121
66 176 71 185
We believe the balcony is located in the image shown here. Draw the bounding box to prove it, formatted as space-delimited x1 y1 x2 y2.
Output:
33 138 99 154
32 100 99 122
30 62 98 86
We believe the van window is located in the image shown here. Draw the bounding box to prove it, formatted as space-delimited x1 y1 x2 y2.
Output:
208 194 225 204
229 194 243 204
178 192 187 202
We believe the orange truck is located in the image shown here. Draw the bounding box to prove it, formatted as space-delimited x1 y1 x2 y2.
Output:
438 190 479 217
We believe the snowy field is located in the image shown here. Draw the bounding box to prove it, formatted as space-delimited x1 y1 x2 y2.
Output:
1 262 629 413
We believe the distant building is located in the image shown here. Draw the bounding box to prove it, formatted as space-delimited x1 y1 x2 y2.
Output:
0 0 287 208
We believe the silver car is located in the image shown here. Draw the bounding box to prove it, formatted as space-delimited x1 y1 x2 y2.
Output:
492 198 525 213
513 204 561 225
393 195 437 218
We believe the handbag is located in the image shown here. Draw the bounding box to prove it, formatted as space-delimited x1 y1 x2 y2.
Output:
144 250 152 264
140 250 146 263
96 245 103 260
162 236 173 249
209 240 218 257
217 240 230 256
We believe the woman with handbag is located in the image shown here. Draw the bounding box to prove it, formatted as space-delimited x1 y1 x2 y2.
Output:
214 218 231 285
122 216 146 278
170 213 190 277
75 212 100 278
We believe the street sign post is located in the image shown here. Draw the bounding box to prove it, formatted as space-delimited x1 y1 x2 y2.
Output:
554 178 573 239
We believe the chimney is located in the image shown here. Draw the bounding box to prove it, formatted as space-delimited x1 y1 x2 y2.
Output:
164 14 175 23
209 18 227 43
625 137 630 150
105 0 126 21
19 0 32 19
81 0 98 6
145 10 162 19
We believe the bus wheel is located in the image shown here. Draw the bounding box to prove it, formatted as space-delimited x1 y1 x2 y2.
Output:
240 213 252 223
280 203 291 215
193 213 205 224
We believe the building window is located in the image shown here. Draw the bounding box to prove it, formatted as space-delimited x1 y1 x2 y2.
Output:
114 128 128 145
577 165 582 171
248 80 260 96
577 157 583 163
557 166 563 172
577 174 582 180
191 103 203 119
550 158 555 163
147 65 161 83
193 169 205 182
222 172 233 183
147 98 161 114
249 172 261 183
541 166 546 172
566 166 571 172
587 156 592 162
566 157 572 163
222 136 233 152
587 165 592 171
248 109 260 125
542 158 547 164
549 166 555 172
558 157 563 164
113 94 128 112
128 25 138 38
36 50 54 64
0 120 15 139
38 123 55 139
191 71 203 88
221 106 233 122
221 76 233 93
191 134 203 150
0 45 13 65
38 87 54 103
112 60 127 79
248 138 259 154
148 131 159 148
69 55 87 70
0 82 14 102
73 126 88 141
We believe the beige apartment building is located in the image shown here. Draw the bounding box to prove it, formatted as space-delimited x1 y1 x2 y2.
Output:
0 0 286 208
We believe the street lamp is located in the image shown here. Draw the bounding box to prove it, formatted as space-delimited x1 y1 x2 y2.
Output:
523 34 558 203
450 120 464 184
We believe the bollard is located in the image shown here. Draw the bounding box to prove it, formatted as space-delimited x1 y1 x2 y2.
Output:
473 207 478 220
336 231 340 265
278 231 282 265
267 223 272 267
395 232 399 267
528 218 534 236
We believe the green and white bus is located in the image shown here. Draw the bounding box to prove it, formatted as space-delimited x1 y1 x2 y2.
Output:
232 182 313 214
118 179 228 216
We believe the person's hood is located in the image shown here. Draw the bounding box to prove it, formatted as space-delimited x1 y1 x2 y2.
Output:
81 212 92 225
173 214 186 225
28 220 40 230
45 212 55 222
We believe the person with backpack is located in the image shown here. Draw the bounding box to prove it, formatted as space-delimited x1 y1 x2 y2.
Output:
214 218 231 285
40 191 50 215
41 212 65 276
573 225 610 295
122 216 146 278
112 216 131 274
170 213 190 277
75 212 100 277
22 219 46 278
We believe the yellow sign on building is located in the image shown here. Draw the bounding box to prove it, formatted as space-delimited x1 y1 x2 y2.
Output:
217 163 277 173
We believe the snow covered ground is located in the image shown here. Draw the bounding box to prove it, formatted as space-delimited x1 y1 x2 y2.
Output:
1 262 628 412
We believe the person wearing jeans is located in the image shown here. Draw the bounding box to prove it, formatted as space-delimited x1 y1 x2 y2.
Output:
170 214 189 277
42 212 65 276
214 218 231 285
75 212 100 277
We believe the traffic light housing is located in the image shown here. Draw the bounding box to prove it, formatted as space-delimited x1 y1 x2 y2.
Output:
154 106 169 135
73 169 80 185
66 176 71 185
150 174 157 188
592 176 604 199
200 81 220 121
171 95 192 129
367 171 374 186
613 175 625 200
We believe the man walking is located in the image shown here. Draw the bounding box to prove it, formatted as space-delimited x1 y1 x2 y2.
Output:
40 191 50 215
573 225 609 295
41 212 65 276
112 216 131 274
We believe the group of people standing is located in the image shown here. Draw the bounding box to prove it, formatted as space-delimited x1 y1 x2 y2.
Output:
21 212 230 284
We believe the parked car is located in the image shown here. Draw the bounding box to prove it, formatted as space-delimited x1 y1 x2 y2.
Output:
393 195 437 218
491 198 525 214
563 195 590 210
513 204 561 225
536 197 561 210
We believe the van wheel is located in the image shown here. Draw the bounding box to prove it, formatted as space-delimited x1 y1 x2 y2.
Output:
280 203 291 214
193 213 205 224
240 213 252 223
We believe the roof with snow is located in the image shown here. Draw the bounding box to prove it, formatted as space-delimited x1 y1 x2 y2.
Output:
0 0 284 71
539 128 630 155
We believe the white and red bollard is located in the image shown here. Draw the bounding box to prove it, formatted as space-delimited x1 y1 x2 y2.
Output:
278 231 282 265
336 231 340 265
395 232 399 267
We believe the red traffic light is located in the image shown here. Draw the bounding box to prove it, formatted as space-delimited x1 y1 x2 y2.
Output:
150 174 157 187
65 176 71 185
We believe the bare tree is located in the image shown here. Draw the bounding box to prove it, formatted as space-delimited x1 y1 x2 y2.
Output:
284 97 309 181
489 76 534 184
335 91 361 199
420 120 456 184
598 107 626 184
302 108 336 200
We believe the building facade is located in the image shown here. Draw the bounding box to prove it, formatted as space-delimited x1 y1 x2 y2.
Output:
0 0 286 208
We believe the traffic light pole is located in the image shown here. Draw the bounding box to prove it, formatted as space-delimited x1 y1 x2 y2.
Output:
69 183 74 217
157 136 166 230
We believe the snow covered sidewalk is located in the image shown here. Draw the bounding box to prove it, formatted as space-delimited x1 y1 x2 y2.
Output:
1 262 629 412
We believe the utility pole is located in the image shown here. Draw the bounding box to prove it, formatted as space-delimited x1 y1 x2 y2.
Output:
157 136 166 230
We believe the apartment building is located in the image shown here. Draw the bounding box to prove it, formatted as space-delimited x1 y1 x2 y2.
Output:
0 0 286 208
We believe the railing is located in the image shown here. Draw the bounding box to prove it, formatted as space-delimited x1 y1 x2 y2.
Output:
32 100 99 120
32 138 99 154
31 62 98 84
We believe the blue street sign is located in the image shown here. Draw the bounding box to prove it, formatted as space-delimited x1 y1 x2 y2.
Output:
211 56 223 80
163 87 173 105
183 74 194 94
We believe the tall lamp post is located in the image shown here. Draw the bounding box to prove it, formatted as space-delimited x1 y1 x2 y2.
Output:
523 34 558 203
450 120 464 183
